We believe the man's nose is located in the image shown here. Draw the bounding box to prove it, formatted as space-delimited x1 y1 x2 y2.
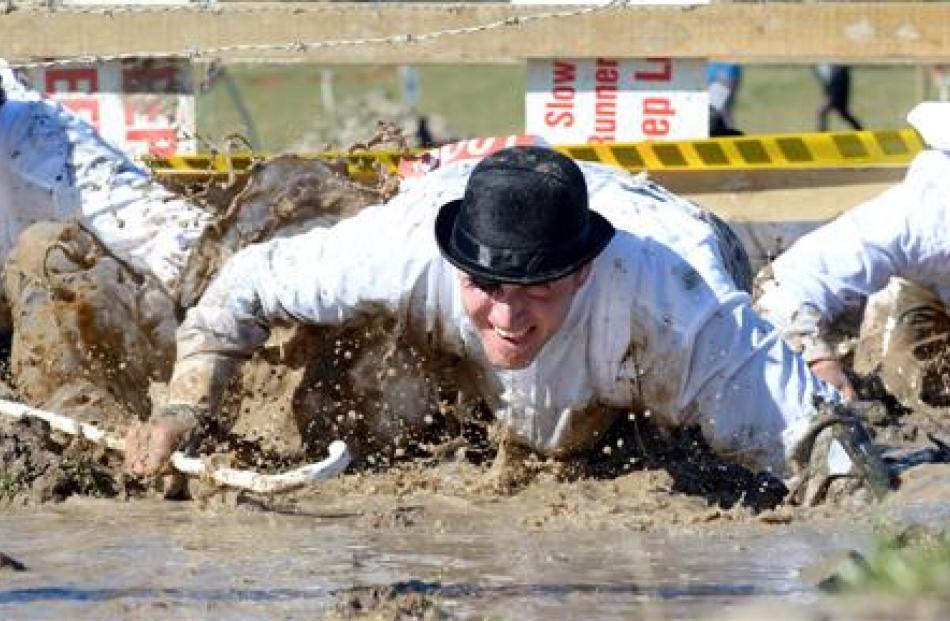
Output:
487 286 527 326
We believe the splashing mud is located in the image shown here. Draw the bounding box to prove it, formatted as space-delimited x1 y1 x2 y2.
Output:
0 143 947 618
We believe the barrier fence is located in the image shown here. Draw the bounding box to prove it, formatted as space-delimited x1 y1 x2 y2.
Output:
144 128 925 182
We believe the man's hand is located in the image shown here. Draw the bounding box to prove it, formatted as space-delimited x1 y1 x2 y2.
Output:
809 358 857 401
124 408 199 476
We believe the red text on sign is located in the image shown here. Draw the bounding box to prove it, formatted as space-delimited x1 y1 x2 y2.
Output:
544 60 576 128
641 97 676 137
588 58 618 144
633 58 672 82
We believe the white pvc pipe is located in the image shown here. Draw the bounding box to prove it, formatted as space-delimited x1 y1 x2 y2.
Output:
0 397 351 494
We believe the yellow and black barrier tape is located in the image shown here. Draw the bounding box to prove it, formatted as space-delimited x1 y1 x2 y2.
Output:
145 128 925 181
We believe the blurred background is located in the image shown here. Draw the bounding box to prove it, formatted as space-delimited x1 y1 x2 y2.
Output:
195 62 940 151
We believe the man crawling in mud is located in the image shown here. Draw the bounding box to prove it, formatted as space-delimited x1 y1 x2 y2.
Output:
127 145 887 505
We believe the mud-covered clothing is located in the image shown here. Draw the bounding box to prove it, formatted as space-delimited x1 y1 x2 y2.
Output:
3 221 179 424
755 149 950 365
852 278 950 415
0 67 209 298
168 160 838 475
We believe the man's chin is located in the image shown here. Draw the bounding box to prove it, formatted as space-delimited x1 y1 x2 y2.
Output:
484 345 538 370
478 331 542 369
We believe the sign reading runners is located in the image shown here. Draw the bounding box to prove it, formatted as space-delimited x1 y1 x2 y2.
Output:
525 57 709 145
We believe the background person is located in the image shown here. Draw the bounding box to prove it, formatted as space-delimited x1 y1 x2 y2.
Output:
755 103 950 415
815 64 864 131
708 62 743 136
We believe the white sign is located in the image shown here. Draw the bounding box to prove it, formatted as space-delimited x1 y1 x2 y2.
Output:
22 59 196 157
525 57 709 144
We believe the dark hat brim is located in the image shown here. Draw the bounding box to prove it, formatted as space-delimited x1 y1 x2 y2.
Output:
434 198 615 286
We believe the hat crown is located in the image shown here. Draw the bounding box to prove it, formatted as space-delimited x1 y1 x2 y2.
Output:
455 147 590 251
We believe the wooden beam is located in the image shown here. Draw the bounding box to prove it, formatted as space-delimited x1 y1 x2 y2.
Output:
3 2 950 65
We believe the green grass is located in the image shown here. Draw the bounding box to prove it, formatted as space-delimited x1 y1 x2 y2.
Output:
736 65 922 134
196 62 931 151
824 529 950 600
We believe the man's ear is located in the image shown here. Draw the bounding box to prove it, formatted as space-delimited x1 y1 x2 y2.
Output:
573 263 593 290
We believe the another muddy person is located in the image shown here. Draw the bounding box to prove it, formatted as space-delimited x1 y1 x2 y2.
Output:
0 65 381 501
0 65 214 421
755 102 950 423
127 146 887 505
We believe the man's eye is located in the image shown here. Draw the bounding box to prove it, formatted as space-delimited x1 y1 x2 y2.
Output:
469 277 502 294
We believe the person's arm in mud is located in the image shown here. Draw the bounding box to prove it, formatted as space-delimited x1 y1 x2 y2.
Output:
673 289 844 478
753 174 932 400
125 196 437 475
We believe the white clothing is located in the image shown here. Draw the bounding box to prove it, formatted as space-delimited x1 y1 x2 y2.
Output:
0 67 209 295
170 160 838 475
908 102 950 151
755 148 950 360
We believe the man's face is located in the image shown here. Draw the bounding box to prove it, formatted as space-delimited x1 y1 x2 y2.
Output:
459 265 591 369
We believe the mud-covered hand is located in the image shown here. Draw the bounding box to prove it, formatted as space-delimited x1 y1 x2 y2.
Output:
124 405 203 476
786 399 892 506
809 358 857 401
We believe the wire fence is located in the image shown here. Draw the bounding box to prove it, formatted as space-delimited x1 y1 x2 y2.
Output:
4 0 631 69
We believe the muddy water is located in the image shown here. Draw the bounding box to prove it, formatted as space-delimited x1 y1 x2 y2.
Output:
0 493 900 621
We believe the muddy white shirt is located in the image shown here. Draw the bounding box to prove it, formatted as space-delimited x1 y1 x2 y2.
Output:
755 149 950 360
0 67 209 295
171 160 837 475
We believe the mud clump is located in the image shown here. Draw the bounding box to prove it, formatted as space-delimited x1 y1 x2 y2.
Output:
0 418 121 504
328 582 449 621
0 551 27 572
178 154 382 308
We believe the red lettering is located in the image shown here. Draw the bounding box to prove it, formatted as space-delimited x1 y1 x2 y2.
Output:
642 118 670 137
552 60 576 84
641 96 675 138
542 60 577 131
464 137 499 157
552 85 575 101
592 58 618 145
634 58 672 82
125 128 178 156
122 65 176 93
58 98 100 129
595 84 617 100
595 67 619 83
595 57 619 83
124 98 179 155
45 68 98 94
124 100 165 126
545 110 574 128
594 111 616 133
643 97 676 116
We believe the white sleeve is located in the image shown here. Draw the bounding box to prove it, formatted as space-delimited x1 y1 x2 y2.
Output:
759 150 950 333
168 189 444 411
0 93 210 294
680 290 840 475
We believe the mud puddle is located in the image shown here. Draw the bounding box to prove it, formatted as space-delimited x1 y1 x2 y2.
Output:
2 484 943 621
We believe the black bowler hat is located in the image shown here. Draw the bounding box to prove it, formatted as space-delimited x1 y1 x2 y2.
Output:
434 146 615 285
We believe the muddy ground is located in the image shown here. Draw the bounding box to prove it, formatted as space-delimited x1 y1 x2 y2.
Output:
0 156 947 619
